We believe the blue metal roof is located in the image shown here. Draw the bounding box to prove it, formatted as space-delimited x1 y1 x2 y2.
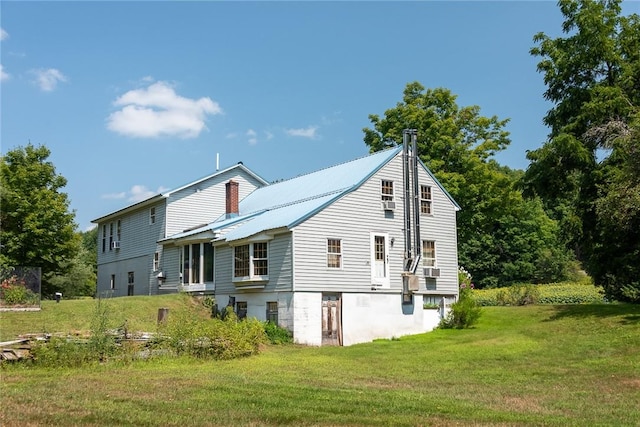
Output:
162 146 459 244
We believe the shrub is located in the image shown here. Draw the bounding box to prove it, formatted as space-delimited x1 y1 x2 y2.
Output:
474 281 606 306
0 276 39 306
263 321 293 344
159 307 268 359
440 267 482 329
496 284 540 306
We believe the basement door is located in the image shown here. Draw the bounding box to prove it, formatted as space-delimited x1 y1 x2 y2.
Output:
322 294 342 346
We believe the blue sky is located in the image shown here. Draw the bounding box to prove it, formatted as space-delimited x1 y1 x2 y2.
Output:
1 1 599 231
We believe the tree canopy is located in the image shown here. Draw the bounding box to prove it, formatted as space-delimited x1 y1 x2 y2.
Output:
1 143 81 297
364 82 574 288
524 0 640 301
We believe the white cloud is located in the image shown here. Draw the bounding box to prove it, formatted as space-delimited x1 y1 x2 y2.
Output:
285 126 318 139
107 81 222 139
101 185 169 203
31 68 68 91
264 130 274 141
1 28 8 41
0 65 9 82
246 129 258 145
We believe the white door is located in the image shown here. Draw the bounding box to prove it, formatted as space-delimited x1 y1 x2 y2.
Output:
371 233 390 287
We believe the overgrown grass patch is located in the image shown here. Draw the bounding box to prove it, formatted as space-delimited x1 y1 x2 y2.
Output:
474 281 605 306
2 303 638 426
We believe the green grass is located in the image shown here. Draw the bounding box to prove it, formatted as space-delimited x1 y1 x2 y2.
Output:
1 296 639 426
0 293 201 341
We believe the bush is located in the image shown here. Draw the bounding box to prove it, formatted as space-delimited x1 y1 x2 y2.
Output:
263 321 293 345
496 284 540 306
0 276 39 306
159 307 267 359
474 281 606 306
440 268 482 329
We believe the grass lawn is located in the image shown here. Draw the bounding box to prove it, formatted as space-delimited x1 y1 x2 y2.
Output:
1 297 639 426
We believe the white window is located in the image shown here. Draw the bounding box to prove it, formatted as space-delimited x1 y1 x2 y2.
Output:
381 180 394 201
327 239 342 268
422 240 436 267
153 252 160 271
233 242 269 281
420 185 432 215
150 207 156 225
370 233 390 287
180 243 214 284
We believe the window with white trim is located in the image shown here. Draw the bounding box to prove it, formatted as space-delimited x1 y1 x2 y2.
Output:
150 207 156 225
381 180 394 201
327 238 342 268
233 243 269 281
153 252 160 271
422 240 436 267
420 185 432 215
180 243 214 284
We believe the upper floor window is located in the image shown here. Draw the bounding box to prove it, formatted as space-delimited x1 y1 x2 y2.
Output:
420 185 432 215
234 242 269 281
102 225 107 253
117 220 122 241
327 238 342 268
109 222 114 251
381 180 394 201
422 240 436 267
149 207 156 225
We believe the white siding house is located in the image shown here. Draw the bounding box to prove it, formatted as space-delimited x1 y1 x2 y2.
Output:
93 146 460 345
92 163 269 297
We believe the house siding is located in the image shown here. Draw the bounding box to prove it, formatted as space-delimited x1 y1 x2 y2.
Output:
96 200 166 296
291 154 458 296
166 171 263 237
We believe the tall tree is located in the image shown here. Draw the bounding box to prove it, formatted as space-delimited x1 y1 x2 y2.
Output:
0 143 80 297
364 82 573 288
524 0 640 301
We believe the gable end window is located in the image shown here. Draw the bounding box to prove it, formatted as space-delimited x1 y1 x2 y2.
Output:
381 180 394 201
327 238 342 269
233 243 269 281
420 185 433 215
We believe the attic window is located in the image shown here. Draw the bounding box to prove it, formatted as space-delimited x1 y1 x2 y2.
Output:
381 180 394 201
421 185 432 215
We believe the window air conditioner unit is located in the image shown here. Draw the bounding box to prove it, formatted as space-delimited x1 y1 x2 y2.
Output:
423 267 440 278
111 241 120 250
382 200 396 211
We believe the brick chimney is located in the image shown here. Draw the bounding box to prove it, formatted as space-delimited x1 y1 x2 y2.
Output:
225 180 239 218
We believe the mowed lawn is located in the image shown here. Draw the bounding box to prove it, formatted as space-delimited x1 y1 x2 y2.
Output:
1 298 639 426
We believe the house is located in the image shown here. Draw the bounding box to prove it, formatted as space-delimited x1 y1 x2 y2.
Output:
93 139 460 346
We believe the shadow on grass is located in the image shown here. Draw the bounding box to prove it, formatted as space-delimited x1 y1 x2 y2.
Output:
545 303 640 324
